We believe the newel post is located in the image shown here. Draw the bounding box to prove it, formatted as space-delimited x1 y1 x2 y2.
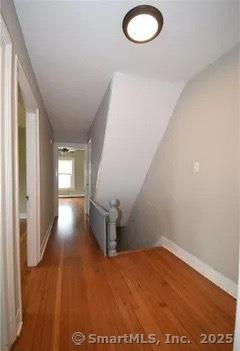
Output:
108 199 119 257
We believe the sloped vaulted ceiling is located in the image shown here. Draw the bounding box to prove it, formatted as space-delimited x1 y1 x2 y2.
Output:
14 0 239 142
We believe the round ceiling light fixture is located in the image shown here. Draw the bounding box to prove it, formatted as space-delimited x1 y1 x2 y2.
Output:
122 5 163 43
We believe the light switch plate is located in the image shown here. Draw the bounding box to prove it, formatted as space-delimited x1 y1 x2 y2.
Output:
194 161 200 173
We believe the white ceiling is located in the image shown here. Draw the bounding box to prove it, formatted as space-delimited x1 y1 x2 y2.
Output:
14 0 239 142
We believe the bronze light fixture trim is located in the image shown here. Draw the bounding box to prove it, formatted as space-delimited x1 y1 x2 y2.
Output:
122 5 164 44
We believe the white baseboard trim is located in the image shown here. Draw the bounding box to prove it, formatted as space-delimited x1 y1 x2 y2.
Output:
58 193 85 198
19 213 27 219
16 308 23 336
160 236 238 298
40 217 55 260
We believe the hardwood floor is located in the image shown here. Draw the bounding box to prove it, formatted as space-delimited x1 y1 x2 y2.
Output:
13 198 236 351
19 218 29 291
20 219 27 238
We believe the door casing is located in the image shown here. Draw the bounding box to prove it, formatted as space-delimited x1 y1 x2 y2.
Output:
53 142 87 217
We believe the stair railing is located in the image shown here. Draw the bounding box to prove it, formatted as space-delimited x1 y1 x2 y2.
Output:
89 198 119 257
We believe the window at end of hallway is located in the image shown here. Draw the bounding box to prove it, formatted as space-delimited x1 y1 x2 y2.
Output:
58 159 75 190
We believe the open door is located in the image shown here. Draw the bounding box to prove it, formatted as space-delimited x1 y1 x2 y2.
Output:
25 111 40 266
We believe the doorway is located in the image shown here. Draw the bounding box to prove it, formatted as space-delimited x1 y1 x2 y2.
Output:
17 85 28 291
13 56 41 337
1 18 41 348
14 57 40 268
54 143 87 217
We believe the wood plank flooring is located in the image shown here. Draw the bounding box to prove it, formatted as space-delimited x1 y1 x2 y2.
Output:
20 219 27 238
19 218 30 291
12 198 236 351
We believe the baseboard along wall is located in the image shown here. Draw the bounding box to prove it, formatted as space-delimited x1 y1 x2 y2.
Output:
40 217 55 260
159 236 238 298
58 193 85 198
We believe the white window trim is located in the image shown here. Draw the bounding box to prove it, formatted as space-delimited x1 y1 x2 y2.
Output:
58 157 75 190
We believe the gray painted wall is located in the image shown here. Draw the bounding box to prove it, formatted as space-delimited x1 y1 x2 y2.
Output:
121 47 239 283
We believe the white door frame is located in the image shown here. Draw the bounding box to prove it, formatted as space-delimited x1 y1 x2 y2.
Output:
233 88 240 349
0 15 16 350
14 56 41 268
234 253 240 350
1 21 41 343
53 142 87 216
11 56 40 342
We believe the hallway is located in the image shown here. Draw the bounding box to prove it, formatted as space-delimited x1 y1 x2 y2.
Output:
13 198 236 351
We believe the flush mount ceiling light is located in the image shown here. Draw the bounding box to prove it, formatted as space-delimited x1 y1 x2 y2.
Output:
122 5 163 43
58 147 75 154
